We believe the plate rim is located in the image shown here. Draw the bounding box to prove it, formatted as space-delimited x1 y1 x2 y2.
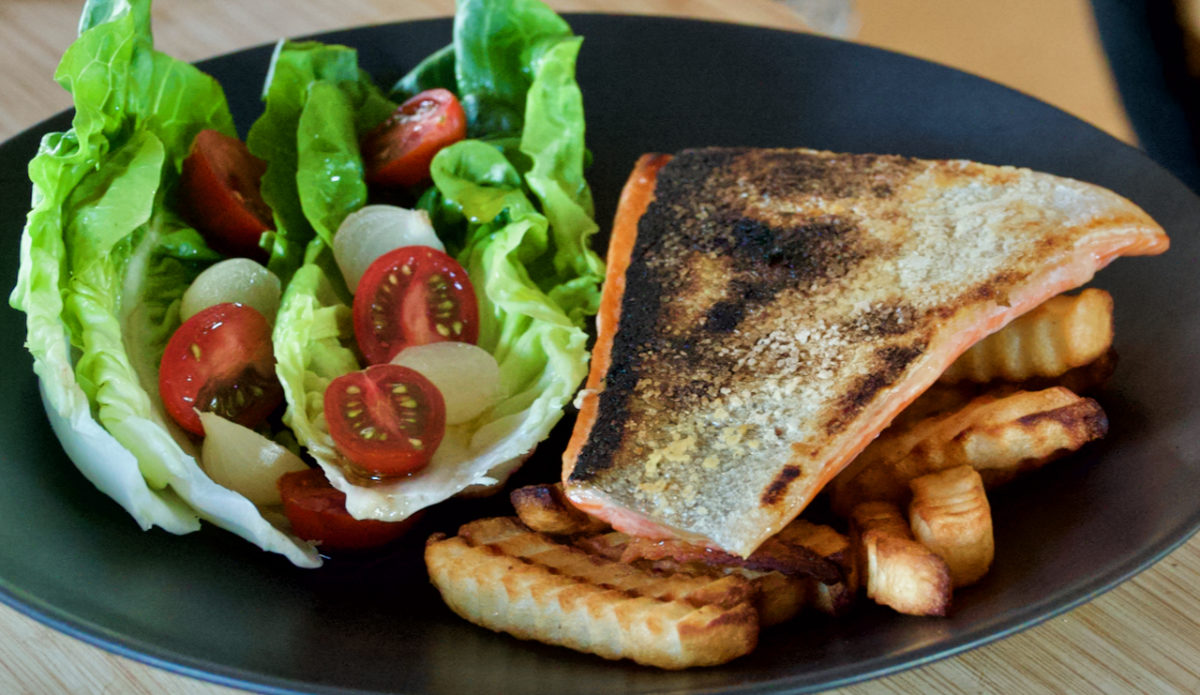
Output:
0 12 1197 695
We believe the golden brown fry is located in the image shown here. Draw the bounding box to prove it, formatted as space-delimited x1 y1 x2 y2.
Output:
775 520 858 616
849 502 951 616
571 530 630 561
887 382 985 431
830 386 1107 516
940 289 1113 384
510 483 609 536
1009 348 1118 394
957 389 1108 487
612 531 845 625
426 518 758 669
650 559 810 628
618 535 843 585
908 466 994 587
574 521 854 624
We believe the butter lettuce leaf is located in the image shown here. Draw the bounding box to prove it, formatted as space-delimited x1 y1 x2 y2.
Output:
276 0 603 520
11 0 320 566
249 40 394 283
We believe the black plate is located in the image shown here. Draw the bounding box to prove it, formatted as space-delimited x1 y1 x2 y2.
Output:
1 15 1198 695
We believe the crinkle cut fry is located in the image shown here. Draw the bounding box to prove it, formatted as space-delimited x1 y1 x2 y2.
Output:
590 519 858 624
775 519 859 615
850 502 952 617
830 386 1107 516
426 518 758 669
940 289 1113 384
568 531 806 625
510 483 610 536
459 517 755 608
909 466 994 588
618 534 843 586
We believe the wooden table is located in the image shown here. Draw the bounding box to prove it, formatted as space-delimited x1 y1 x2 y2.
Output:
0 1 1195 693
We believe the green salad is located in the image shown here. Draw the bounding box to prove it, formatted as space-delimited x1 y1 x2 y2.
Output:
10 0 603 567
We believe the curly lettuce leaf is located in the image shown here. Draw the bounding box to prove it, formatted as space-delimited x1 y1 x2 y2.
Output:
11 0 319 566
249 41 394 282
452 0 573 137
275 231 591 520
276 0 603 520
394 0 573 139
392 43 456 100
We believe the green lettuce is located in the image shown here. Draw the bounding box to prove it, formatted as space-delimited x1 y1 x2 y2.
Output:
11 0 320 567
274 0 603 519
248 40 394 283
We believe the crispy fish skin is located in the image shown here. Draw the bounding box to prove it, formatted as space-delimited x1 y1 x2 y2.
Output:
563 147 1167 557
425 518 758 669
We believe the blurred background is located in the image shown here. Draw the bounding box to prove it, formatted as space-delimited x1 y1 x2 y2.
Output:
0 1 1196 694
788 0 1200 192
5 0 1200 190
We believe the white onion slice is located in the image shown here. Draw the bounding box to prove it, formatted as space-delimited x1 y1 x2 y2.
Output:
392 342 502 425
334 205 443 292
181 258 281 324
199 412 310 506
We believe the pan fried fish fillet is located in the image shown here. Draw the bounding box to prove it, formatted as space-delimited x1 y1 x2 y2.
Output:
562 147 1168 557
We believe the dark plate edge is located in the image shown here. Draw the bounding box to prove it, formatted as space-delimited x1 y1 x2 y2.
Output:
0 12 1196 695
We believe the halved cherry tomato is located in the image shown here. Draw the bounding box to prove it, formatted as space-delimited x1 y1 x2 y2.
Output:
353 246 479 364
324 364 446 477
278 469 421 551
159 302 283 436
360 88 466 188
180 129 273 261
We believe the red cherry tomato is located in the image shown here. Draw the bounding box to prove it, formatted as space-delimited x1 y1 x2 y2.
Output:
353 246 479 364
180 129 273 261
158 303 283 436
324 364 446 477
278 469 420 551
360 88 467 188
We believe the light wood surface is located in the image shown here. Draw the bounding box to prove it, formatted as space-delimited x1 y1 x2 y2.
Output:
0 1 1195 693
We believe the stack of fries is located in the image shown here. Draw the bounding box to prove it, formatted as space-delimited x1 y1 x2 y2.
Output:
424 289 1115 669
